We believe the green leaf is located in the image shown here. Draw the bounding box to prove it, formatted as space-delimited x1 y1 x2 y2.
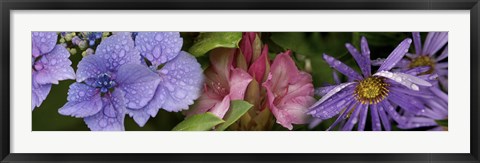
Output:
188 32 242 57
172 112 224 131
435 119 448 127
216 100 253 131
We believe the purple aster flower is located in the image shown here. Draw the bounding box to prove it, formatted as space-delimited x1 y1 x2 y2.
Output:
308 36 434 131
32 32 75 110
373 32 448 91
58 32 160 131
126 32 204 127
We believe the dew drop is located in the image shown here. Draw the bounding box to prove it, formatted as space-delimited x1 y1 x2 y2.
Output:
155 34 163 41
99 119 107 127
410 84 419 91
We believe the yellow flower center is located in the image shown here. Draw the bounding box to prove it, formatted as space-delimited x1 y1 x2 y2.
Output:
408 55 436 74
354 76 389 104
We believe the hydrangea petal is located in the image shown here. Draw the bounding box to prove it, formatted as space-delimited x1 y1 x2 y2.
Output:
116 64 160 109
135 32 183 66
58 83 102 118
76 54 107 82
32 32 57 57
31 79 51 110
34 45 75 85
150 51 204 112
378 38 412 71
95 32 141 71
84 89 126 131
323 53 362 80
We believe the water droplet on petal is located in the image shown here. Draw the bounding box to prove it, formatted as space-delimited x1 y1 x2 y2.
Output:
410 84 419 91
99 119 107 127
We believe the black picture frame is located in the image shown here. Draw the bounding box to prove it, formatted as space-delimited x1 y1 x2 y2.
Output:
1 0 479 162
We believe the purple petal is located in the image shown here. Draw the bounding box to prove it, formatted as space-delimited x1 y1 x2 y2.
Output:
84 89 126 131
34 45 75 85
436 62 448 69
309 118 323 129
116 64 160 109
58 83 102 118
144 51 204 114
436 46 448 61
380 100 406 124
76 54 107 82
389 85 433 99
423 32 448 56
322 54 362 80
412 32 422 55
398 117 437 129
95 32 141 71
312 92 353 118
31 78 51 110
345 43 369 77
430 86 448 102
374 71 431 91
341 103 362 131
356 104 368 131
314 85 336 97
32 32 57 57
438 76 448 91
387 91 424 114
135 32 183 66
370 104 381 131
360 36 371 76
378 38 412 71
326 101 357 131
377 105 391 131
308 82 356 111
310 92 354 119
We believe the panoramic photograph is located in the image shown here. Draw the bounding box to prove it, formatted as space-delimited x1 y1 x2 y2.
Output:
32 32 448 131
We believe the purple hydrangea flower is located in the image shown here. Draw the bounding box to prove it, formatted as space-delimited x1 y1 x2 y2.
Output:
308 37 434 131
59 32 160 131
126 32 204 127
32 32 75 110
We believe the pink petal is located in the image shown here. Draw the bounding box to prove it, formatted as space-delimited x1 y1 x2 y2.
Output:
268 50 299 97
240 33 254 65
209 95 231 118
248 44 269 83
272 96 316 130
229 68 253 100
209 48 235 87
279 72 314 105
263 50 315 130
185 88 222 117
